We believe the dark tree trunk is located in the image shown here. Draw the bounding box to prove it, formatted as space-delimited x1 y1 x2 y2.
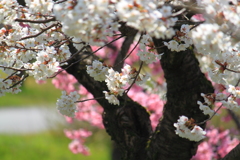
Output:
148 38 214 160
63 37 214 159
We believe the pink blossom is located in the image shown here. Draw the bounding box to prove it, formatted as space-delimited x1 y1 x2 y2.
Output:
221 114 232 122
217 136 239 158
69 139 90 155
124 43 140 65
192 142 214 160
65 116 74 123
64 129 92 139
52 70 77 93
127 85 164 130
35 80 46 84
191 14 205 22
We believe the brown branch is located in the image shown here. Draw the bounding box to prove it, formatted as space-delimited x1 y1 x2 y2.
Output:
8 74 28 89
114 33 143 71
20 23 58 40
15 17 56 23
124 61 144 96
225 67 240 73
114 30 138 72
54 0 68 4
75 96 104 103
66 35 124 69
0 65 33 71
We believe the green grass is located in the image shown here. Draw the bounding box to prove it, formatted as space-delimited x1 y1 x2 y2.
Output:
0 73 112 160
0 77 61 107
0 130 111 160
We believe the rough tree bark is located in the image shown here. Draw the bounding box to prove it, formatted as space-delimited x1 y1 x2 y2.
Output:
149 38 214 160
63 36 214 160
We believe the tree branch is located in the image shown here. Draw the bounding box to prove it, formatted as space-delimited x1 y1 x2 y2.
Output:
150 37 214 160
20 23 58 40
62 42 152 160
15 17 56 24
114 29 138 72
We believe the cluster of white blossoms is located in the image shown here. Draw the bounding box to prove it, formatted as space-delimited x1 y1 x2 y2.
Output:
138 34 163 64
87 60 149 105
86 60 108 82
189 1 240 82
227 85 240 98
189 1 240 121
116 0 176 39
56 91 80 117
200 89 240 118
53 0 179 47
0 78 21 96
191 23 231 56
164 24 193 52
174 116 206 142
104 65 149 105
0 0 18 25
24 46 60 80
219 85 240 111
197 0 240 27
191 1 240 84
0 0 71 85
53 0 119 46
221 97 240 111
197 101 214 117
25 0 54 14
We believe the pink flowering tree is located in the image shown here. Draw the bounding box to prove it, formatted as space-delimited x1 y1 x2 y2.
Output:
1 0 240 159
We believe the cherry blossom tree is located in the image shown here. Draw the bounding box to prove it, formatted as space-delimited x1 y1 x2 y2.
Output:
1 0 240 159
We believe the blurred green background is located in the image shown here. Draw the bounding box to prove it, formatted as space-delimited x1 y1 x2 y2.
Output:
0 77 112 160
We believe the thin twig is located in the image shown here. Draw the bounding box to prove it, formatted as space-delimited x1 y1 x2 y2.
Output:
60 46 87 64
48 46 87 78
3 70 19 82
197 104 224 125
49 36 124 78
190 21 205 30
15 17 56 24
197 84 238 125
114 31 137 72
20 23 58 40
114 33 143 69
63 35 125 71
0 65 33 71
8 74 28 89
75 96 104 103
235 78 240 87
54 0 68 4
225 67 240 73
122 61 144 107
125 61 144 95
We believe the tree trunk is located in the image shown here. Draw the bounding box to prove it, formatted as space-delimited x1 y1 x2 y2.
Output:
63 38 214 159
148 38 214 160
